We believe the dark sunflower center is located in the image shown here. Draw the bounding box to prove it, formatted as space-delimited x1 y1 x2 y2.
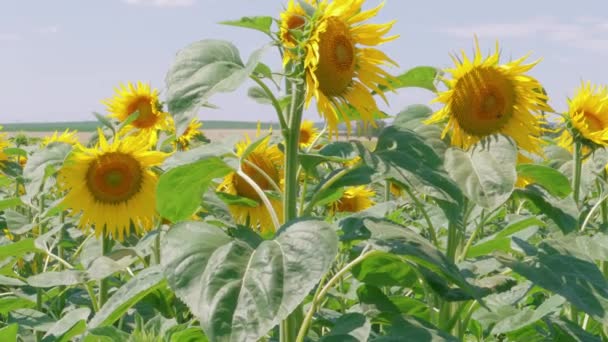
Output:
233 152 279 201
315 16 356 97
451 67 516 136
299 128 311 144
583 111 605 132
86 152 143 204
128 97 159 129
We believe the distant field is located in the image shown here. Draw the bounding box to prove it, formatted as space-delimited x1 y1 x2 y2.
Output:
0 120 283 132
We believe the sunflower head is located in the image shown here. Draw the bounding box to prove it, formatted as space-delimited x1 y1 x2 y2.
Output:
217 133 284 233
280 0 398 137
557 82 608 150
58 130 168 241
425 38 552 155
41 129 80 147
0 132 8 163
329 185 375 213
103 82 169 135
280 0 312 65
299 120 320 147
174 119 203 150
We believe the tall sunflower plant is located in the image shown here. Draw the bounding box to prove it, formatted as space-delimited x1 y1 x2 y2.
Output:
5 1 608 342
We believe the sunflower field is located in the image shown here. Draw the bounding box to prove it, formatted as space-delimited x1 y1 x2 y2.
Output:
2 1 608 341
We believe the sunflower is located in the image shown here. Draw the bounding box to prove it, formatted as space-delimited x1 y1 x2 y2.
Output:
58 130 168 241
174 119 203 150
329 185 375 213
279 0 311 66
425 38 551 155
41 129 80 147
281 0 398 136
0 131 8 163
299 120 320 148
557 82 608 150
103 82 169 139
217 134 283 234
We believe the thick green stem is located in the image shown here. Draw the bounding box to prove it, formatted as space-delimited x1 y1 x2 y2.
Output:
280 76 305 342
153 228 161 265
99 235 113 308
35 196 46 342
573 141 583 205
602 171 608 227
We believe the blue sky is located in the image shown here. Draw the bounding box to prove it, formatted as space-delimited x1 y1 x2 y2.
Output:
2 0 608 123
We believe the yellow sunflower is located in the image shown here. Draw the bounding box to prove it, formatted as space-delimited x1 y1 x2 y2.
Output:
0 131 8 163
281 0 398 136
557 82 608 150
217 134 283 234
174 119 203 150
425 38 552 155
299 120 320 148
41 129 80 147
279 0 311 66
329 185 375 213
103 82 169 138
58 130 168 241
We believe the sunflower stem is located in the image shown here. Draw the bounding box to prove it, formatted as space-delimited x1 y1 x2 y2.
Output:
99 234 113 308
601 171 608 227
153 226 161 265
384 180 391 202
280 72 305 342
573 141 583 205
251 75 288 132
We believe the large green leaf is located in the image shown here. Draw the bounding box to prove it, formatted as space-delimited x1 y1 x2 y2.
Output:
356 126 463 221
0 197 22 211
513 186 578 234
444 135 517 210
372 316 458 342
516 163 571 198
0 324 18 341
497 238 608 324
88 266 166 328
165 40 268 135
220 16 274 35
319 313 371 342
161 219 338 342
0 238 39 260
0 297 36 315
42 308 90 342
352 218 482 302
21 142 72 203
27 270 86 288
156 157 233 223
467 215 544 258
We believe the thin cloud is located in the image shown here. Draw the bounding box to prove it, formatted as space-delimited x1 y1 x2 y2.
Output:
124 0 195 7
436 16 608 55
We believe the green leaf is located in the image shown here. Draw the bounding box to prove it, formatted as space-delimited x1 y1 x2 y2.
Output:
473 294 565 334
0 297 36 315
215 192 259 208
514 186 578 234
357 126 463 221
517 163 571 198
444 135 517 210
0 274 26 286
8 309 55 332
161 219 338 342
27 270 86 288
373 316 458 342
379 66 440 93
320 313 371 342
467 215 544 258
0 197 22 211
356 218 482 303
3 147 27 157
84 327 130 342
89 266 166 328
156 157 233 222
162 137 239 170
42 308 90 342
0 324 18 341
546 316 602 342
165 40 268 136
22 142 72 203
497 238 608 324
220 16 273 35
0 238 39 260
352 253 417 287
